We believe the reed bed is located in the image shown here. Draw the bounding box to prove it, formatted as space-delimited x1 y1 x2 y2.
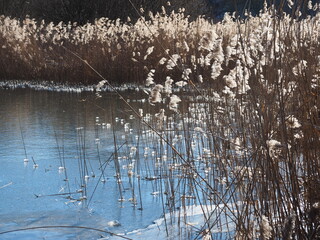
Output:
0 3 317 86
1 1 320 239
96 3 319 239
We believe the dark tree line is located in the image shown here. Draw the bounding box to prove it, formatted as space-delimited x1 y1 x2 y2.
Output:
0 0 316 23
0 0 213 23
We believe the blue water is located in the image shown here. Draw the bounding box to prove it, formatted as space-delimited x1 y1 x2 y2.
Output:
0 88 163 239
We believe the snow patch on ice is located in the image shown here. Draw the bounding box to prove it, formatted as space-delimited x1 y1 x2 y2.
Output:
108 203 238 240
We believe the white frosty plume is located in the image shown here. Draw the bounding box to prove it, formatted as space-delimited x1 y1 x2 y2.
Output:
149 84 163 104
286 115 301 129
146 69 156 86
169 94 181 112
261 215 272 239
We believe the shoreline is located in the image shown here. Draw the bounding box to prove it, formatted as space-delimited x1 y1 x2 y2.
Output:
0 80 142 93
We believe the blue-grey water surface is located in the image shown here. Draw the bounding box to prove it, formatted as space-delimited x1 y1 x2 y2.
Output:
0 88 162 239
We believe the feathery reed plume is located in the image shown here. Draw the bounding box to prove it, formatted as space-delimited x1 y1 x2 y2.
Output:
260 215 272 240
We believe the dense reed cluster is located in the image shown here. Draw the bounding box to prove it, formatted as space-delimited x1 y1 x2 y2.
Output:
1 1 320 239
0 5 212 84
0 2 317 86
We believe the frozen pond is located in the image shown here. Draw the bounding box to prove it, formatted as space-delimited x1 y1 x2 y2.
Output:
0 88 167 239
0 88 239 240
